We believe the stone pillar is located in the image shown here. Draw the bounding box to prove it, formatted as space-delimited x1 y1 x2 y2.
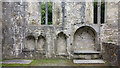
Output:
35 38 38 50
81 2 85 23
66 37 71 59
104 2 107 23
45 2 48 25
97 0 101 24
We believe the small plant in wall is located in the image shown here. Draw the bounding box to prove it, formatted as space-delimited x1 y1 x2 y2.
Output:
108 39 113 42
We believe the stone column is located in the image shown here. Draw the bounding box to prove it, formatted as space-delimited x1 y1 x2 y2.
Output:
81 2 85 23
98 0 101 24
45 2 48 25
104 1 107 23
35 38 38 50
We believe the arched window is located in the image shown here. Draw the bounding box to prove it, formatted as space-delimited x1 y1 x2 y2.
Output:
101 0 105 24
94 0 105 24
41 2 52 25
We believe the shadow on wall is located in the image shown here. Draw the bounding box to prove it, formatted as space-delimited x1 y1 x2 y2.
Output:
56 32 67 56
25 35 35 51
37 35 46 51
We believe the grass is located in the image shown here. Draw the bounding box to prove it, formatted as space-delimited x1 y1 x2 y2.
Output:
2 59 109 66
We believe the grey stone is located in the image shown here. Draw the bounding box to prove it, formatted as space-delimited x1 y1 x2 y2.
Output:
1 60 33 64
73 60 105 64
1 1 119 63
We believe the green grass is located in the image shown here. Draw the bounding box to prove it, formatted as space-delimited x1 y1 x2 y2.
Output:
29 59 71 66
2 59 70 66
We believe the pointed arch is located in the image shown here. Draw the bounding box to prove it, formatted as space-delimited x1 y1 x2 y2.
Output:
56 32 67 55
37 35 46 50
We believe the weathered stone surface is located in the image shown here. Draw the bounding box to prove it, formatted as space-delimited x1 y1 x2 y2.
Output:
1 2 119 66
1 60 33 64
73 60 105 64
56 32 67 55
101 2 119 45
102 43 119 66
73 26 96 51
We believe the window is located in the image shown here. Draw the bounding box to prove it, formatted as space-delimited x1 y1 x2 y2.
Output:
101 1 105 24
94 2 98 24
41 2 52 25
94 0 105 24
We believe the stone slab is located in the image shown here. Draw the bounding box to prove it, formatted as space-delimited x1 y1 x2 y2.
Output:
1 60 33 64
74 51 101 54
73 60 105 64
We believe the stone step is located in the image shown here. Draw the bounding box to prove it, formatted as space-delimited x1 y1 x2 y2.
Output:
1 60 33 64
73 59 105 64
74 51 101 54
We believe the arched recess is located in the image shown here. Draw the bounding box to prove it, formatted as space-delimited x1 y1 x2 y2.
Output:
73 26 99 52
25 35 35 50
37 35 46 51
56 32 67 55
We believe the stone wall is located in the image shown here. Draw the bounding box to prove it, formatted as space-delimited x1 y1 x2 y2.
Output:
2 2 100 59
2 2 26 58
101 2 119 66
102 42 119 66
101 2 119 45
2 1 119 60
73 26 97 51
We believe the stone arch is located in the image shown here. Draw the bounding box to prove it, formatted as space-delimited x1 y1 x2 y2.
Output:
25 35 35 50
56 32 67 55
37 35 46 51
73 26 98 52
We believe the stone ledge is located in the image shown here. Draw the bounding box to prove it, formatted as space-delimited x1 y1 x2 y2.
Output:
74 51 101 54
1 60 33 64
73 60 105 64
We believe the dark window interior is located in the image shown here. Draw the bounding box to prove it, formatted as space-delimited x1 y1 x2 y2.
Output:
94 2 98 24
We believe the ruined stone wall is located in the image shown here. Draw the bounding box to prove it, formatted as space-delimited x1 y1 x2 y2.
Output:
2 2 26 59
53 2 63 26
26 2 41 25
2 1 118 60
101 2 119 45
64 2 93 26
102 43 119 66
